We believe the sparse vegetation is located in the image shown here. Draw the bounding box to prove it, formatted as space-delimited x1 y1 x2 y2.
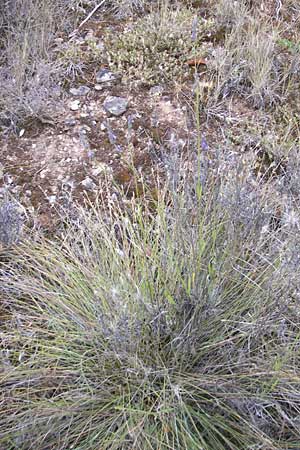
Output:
57 36 104 81
0 0 87 131
109 0 150 17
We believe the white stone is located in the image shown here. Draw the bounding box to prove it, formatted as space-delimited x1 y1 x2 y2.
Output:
69 100 80 111
81 177 96 190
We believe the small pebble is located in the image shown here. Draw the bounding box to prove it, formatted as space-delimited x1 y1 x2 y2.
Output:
81 177 96 190
64 118 77 127
48 195 56 205
103 96 128 117
149 85 164 96
69 100 80 111
96 69 118 84
70 85 90 96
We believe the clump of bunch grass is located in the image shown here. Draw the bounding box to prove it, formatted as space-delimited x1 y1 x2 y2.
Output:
57 36 105 81
205 0 299 110
1 146 300 449
214 0 249 31
209 21 281 108
106 3 213 85
0 0 85 132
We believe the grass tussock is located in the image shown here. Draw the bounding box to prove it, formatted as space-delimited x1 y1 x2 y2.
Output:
203 0 300 111
1 150 300 449
0 0 84 132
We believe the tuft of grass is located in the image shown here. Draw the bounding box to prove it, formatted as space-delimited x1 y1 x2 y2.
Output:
214 0 249 31
207 19 282 108
1 148 300 449
57 36 104 81
0 0 85 132
202 0 300 111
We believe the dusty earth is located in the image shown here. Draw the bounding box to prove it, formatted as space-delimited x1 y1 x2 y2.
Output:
0 79 191 231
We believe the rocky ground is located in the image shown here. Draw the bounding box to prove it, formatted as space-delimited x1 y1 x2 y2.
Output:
0 11 195 233
0 0 299 236
0 74 191 232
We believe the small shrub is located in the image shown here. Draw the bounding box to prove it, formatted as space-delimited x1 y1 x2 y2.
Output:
106 4 214 86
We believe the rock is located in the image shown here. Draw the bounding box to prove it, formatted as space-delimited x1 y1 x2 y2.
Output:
79 124 92 133
69 85 90 96
40 169 49 179
64 118 77 127
96 69 118 84
63 179 74 190
87 150 95 159
5 175 13 185
94 84 103 91
81 177 96 190
96 40 105 51
69 100 80 111
54 37 64 45
103 96 128 117
92 163 111 176
115 145 123 153
47 195 56 205
149 85 164 96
